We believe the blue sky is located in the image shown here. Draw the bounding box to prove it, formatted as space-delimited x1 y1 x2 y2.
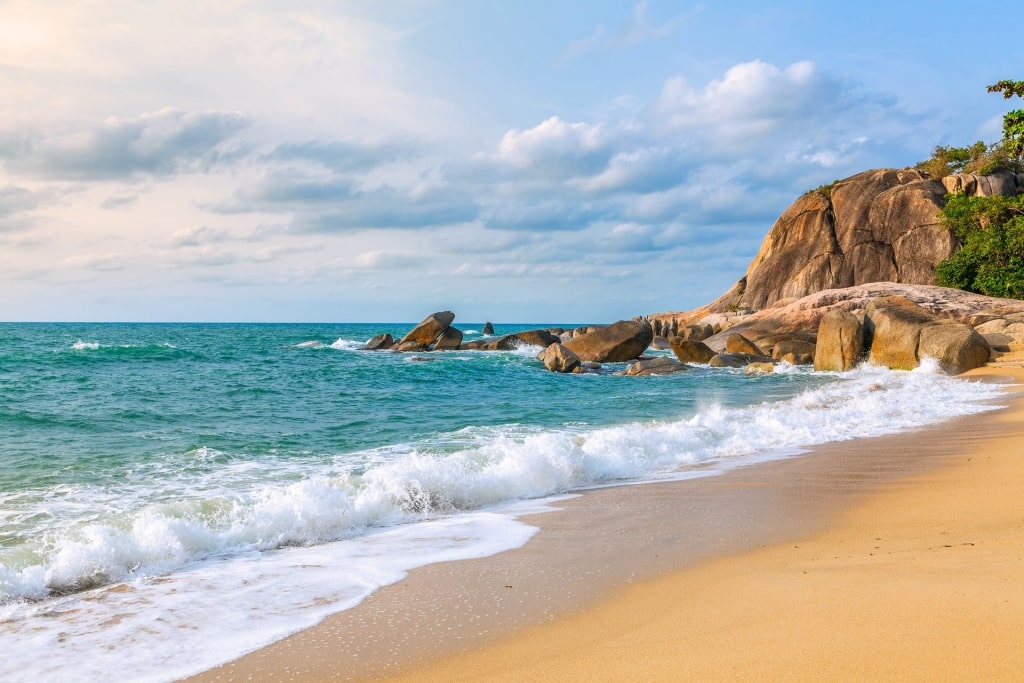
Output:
1 1 1020 322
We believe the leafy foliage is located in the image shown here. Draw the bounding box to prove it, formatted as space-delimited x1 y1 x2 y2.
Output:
915 140 1015 178
987 79 1024 162
935 194 1024 299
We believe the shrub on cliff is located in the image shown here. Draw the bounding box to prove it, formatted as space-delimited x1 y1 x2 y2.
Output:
915 140 1013 178
935 194 1024 299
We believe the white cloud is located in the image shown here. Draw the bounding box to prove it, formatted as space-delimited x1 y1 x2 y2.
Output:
0 108 249 180
495 116 612 175
62 253 126 271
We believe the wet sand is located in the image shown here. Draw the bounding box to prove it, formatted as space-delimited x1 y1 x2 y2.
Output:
185 365 1024 682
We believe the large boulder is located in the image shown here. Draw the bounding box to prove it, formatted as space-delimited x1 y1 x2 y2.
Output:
725 333 765 356
563 320 653 362
540 343 581 373
865 297 937 370
865 296 990 373
482 322 495 335
361 333 393 350
669 338 717 365
678 324 713 341
917 324 991 374
814 309 865 372
489 329 561 350
772 339 816 363
433 326 464 351
398 311 455 347
709 353 749 368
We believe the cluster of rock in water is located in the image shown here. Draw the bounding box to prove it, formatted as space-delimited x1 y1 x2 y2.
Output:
360 293 1004 377
361 167 1024 377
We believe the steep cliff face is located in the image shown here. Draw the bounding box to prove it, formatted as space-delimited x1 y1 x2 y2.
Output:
718 168 1022 312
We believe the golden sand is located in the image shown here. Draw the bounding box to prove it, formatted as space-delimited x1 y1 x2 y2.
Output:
385 366 1024 682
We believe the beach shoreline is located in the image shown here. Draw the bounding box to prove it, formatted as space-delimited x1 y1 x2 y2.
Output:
183 363 1024 682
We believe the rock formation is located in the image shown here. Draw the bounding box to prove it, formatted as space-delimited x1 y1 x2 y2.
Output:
362 333 393 350
540 343 581 373
398 311 455 347
619 357 690 376
433 326 464 351
669 339 716 365
648 168 1022 334
864 296 990 373
563 320 654 363
813 310 864 372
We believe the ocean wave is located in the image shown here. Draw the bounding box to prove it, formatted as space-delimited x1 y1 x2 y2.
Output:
60 341 189 362
0 363 1005 604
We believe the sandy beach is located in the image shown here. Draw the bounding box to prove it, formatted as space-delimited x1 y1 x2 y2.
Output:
186 363 1024 683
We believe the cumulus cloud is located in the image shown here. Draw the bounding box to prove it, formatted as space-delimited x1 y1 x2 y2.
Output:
460 59 921 247
0 108 249 180
493 116 615 177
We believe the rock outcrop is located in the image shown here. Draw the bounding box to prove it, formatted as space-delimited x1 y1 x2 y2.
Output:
563 320 653 363
648 168 1021 334
398 311 455 347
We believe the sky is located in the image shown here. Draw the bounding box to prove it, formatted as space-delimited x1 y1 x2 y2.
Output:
2 1 1022 323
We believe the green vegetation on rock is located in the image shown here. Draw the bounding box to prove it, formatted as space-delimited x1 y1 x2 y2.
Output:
935 194 1024 299
915 140 1012 178
931 79 1024 300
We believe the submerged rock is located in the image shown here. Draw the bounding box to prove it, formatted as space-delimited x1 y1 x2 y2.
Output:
621 357 690 376
744 362 775 374
489 329 561 350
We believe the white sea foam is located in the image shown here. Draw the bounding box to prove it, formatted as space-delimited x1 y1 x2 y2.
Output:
329 337 366 350
0 365 1008 681
70 340 101 350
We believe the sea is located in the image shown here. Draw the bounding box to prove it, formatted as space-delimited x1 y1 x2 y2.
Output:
0 322 1008 682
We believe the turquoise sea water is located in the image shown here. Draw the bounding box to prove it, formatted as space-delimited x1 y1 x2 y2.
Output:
0 322 1007 682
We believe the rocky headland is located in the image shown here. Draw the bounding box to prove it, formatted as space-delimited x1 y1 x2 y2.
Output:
365 167 1024 376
